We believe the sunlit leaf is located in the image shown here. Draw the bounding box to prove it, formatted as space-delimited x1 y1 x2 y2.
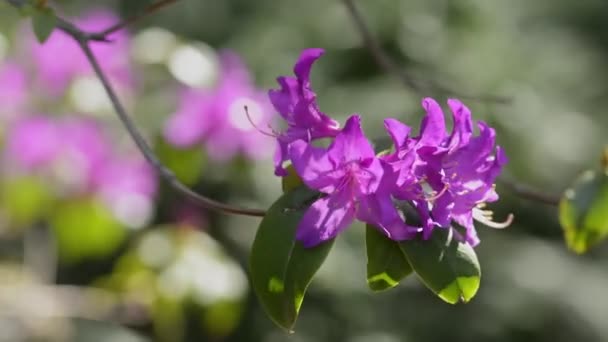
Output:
559 170 608 254
250 187 333 332
399 228 480 304
366 225 412 291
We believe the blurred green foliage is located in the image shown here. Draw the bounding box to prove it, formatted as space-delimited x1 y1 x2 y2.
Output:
1 0 608 341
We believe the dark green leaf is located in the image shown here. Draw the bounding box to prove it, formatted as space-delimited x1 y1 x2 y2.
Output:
250 187 333 332
559 170 608 254
32 7 56 43
399 228 480 304
366 225 412 291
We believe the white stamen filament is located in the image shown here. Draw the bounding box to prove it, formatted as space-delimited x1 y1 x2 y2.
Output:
472 208 513 229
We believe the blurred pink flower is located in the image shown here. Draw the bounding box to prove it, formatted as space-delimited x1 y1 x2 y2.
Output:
5 115 60 169
164 51 274 162
0 61 28 121
5 114 157 227
26 9 133 95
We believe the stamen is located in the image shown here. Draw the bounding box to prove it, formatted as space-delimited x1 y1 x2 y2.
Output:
424 183 449 202
244 105 279 138
473 208 514 229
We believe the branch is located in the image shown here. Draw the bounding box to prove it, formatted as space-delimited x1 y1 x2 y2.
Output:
498 176 561 206
341 0 510 104
342 0 564 206
76 39 266 217
99 0 180 37
5 0 267 217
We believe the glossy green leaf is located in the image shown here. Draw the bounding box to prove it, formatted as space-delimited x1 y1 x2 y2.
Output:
366 225 412 291
32 7 56 43
559 170 608 254
399 228 480 304
281 164 303 193
50 199 126 263
250 187 333 332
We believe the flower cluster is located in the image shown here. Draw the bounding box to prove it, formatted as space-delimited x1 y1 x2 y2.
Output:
164 51 274 162
268 48 510 248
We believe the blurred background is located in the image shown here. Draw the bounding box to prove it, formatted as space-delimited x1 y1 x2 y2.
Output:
0 0 607 341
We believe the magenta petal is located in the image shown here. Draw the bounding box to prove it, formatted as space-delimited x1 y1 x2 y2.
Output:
289 140 343 193
447 98 473 150
384 118 411 151
293 48 325 83
296 191 356 247
268 76 298 122
328 115 374 164
419 97 446 146
357 193 419 240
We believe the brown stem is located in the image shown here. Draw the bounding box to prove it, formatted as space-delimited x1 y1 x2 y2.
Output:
99 0 180 37
5 0 267 217
341 0 510 104
498 177 560 206
76 38 266 217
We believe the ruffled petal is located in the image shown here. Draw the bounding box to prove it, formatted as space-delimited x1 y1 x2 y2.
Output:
288 140 344 193
418 97 446 146
293 48 325 85
447 98 473 151
296 191 356 247
383 118 412 151
328 115 375 164
357 193 419 240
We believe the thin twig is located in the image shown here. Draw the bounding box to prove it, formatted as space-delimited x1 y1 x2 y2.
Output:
342 0 563 205
99 0 180 37
76 38 266 217
498 177 561 206
341 0 510 104
5 0 267 217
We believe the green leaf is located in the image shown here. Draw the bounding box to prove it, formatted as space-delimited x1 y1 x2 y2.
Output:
281 164 303 193
366 225 412 291
371 136 393 155
559 170 608 254
32 7 56 43
399 228 480 304
50 199 126 263
156 138 205 186
250 187 333 332
1 176 52 226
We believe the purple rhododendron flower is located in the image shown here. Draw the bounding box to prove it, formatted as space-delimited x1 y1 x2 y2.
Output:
26 9 132 94
0 62 27 121
288 115 414 247
164 51 274 161
269 48 341 176
383 98 509 246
